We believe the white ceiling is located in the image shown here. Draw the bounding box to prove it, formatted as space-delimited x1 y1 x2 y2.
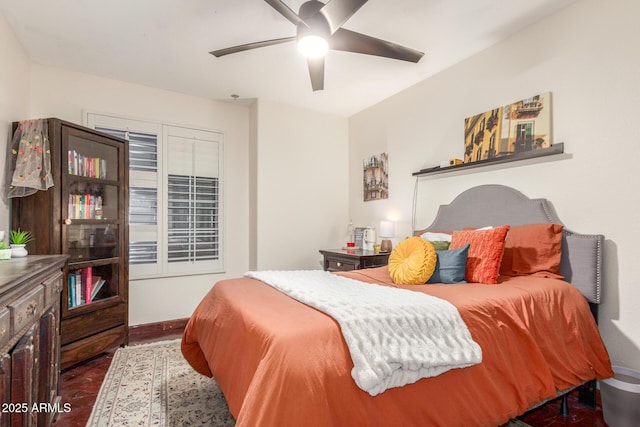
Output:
0 0 577 117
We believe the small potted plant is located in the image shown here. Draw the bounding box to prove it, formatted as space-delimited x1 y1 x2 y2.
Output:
0 242 11 260
9 228 33 258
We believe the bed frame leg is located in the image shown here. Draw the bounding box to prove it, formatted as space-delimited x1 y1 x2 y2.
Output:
560 394 570 417
578 380 597 409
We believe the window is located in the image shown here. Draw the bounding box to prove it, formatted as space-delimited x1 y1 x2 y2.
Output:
86 112 224 278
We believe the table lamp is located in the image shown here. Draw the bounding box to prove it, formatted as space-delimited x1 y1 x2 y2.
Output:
379 220 394 253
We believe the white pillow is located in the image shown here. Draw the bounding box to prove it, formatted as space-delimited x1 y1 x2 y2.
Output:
420 232 452 242
421 227 494 242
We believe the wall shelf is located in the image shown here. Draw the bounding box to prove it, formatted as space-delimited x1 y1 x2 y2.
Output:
412 143 565 177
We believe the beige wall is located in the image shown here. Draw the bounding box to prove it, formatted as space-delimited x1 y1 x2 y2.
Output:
348 0 640 371
253 99 349 270
0 13 31 235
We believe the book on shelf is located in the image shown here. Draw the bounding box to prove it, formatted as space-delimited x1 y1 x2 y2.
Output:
80 194 86 219
67 193 104 219
67 150 107 178
84 267 93 304
91 276 106 300
68 271 83 307
68 274 76 308
68 269 106 308
75 270 82 306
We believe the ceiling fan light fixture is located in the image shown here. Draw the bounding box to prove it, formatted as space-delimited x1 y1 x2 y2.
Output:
297 34 328 58
211 0 425 91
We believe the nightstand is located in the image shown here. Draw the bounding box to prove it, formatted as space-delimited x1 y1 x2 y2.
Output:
319 249 390 272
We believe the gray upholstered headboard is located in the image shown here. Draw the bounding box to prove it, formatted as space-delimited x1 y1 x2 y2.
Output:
418 185 603 304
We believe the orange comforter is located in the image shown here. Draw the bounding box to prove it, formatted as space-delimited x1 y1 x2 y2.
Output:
181 267 612 427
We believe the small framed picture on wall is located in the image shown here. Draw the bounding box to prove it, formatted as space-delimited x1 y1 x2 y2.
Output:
363 152 388 202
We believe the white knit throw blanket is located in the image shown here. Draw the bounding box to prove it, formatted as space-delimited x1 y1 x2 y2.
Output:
245 270 482 396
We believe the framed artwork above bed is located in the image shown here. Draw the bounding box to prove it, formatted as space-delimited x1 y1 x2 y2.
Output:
464 92 552 163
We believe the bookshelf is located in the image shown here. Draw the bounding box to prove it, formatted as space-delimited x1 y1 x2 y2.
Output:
11 118 129 369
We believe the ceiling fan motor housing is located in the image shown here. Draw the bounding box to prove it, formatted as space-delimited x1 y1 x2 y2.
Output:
297 1 331 42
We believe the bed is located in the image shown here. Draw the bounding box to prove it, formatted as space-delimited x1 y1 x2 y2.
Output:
181 184 613 426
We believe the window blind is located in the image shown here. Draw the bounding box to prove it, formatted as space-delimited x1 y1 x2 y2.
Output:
167 175 219 263
95 127 159 267
95 128 157 172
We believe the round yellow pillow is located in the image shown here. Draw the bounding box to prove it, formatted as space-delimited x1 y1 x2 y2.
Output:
388 237 437 285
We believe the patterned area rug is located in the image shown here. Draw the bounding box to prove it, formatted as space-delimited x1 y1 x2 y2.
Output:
86 339 235 426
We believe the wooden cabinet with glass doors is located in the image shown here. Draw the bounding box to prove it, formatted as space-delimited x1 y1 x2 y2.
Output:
11 118 129 369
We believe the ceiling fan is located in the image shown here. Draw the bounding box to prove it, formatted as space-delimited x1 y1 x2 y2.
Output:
210 0 425 91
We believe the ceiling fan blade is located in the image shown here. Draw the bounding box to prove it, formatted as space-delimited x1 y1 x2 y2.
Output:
264 0 306 27
330 28 424 63
307 57 325 91
320 0 368 34
210 37 296 57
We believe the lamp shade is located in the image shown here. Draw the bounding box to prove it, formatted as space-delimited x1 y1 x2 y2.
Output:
379 220 395 238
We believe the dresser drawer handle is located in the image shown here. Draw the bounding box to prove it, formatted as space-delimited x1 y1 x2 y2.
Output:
26 301 38 316
336 261 342 267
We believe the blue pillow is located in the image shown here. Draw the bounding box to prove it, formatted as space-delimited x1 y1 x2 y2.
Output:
427 244 470 284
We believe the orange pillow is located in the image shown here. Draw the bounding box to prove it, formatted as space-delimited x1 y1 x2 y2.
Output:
449 225 510 284
500 223 564 279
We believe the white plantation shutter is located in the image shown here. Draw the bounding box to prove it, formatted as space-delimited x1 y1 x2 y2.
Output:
166 126 223 274
88 115 163 278
86 112 223 278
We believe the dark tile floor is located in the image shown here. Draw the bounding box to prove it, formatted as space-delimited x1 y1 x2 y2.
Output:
55 349 116 427
54 332 608 427
519 392 608 427
55 332 183 427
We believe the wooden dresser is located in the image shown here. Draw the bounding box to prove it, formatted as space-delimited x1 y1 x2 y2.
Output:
0 255 68 427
